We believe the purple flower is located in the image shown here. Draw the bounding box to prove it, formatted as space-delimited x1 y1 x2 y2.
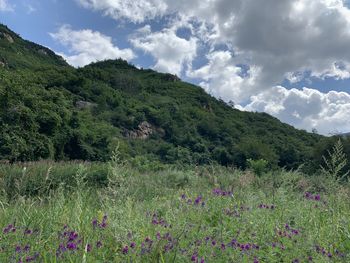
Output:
314 194 321 201
96 241 102 248
292 229 299 235
305 192 312 199
24 245 30 253
86 244 92 252
194 196 202 205
221 243 226 250
130 242 136 249
3 224 13 234
67 242 77 250
15 246 21 253
68 231 78 241
24 229 33 235
122 246 129 254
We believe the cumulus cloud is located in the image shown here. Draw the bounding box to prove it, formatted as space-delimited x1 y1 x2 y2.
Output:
77 0 350 133
188 50 261 103
0 0 13 11
79 0 350 96
243 86 350 135
76 0 167 23
50 25 135 67
130 25 197 75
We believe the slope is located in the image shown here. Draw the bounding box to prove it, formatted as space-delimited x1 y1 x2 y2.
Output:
0 24 324 170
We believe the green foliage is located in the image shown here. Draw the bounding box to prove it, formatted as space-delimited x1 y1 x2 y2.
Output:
0 24 331 171
247 158 269 176
321 139 349 181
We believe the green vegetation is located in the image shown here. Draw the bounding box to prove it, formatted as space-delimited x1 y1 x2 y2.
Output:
2 23 345 173
1 23 350 263
0 159 349 262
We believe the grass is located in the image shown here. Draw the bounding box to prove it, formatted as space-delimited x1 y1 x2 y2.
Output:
0 160 349 262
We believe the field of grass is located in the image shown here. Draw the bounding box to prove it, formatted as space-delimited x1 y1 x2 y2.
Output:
0 158 350 262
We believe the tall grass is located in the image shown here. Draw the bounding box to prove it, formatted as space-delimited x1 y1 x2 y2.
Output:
0 160 349 262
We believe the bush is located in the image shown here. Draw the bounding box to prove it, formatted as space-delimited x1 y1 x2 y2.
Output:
247 158 269 176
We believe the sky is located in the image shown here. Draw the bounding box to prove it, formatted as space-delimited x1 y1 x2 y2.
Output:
1 0 350 135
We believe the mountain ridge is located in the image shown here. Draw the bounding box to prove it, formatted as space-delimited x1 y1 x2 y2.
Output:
0 24 333 172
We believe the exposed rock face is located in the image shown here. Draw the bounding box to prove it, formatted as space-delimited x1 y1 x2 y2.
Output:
38 49 48 56
75 100 97 110
164 73 181 82
0 32 14 43
126 121 165 140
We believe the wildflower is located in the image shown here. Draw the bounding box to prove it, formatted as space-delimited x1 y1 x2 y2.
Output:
15 246 21 253
96 241 102 248
67 242 77 250
122 246 129 254
221 243 226 250
3 224 13 234
191 253 198 262
68 231 78 241
130 242 136 248
24 229 32 235
305 192 312 199
86 244 92 252
24 245 30 252
194 195 202 205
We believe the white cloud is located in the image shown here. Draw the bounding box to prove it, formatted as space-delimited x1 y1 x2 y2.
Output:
26 4 36 14
130 25 197 75
187 50 261 103
77 0 350 133
76 0 167 23
79 0 350 96
0 0 13 11
50 25 135 67
243 86 350 135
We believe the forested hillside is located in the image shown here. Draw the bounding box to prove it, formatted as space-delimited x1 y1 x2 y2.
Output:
1 23 347 172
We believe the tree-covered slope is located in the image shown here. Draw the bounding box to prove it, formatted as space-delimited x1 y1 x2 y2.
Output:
0 24 329 170
0 24 68 69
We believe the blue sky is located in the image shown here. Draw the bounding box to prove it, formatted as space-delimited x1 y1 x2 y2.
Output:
1 0 350 135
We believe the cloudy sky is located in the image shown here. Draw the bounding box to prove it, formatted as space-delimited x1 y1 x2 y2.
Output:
2 0 350 135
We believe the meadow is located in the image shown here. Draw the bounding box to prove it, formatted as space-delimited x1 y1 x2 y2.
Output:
0 155 349 262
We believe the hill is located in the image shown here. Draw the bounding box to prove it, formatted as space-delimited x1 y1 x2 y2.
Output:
0 24 330 170
0 24 68 69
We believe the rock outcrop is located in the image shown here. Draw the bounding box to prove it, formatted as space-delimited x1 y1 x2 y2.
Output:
0 32 14 43
125 121 165 140
75 100 98 110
